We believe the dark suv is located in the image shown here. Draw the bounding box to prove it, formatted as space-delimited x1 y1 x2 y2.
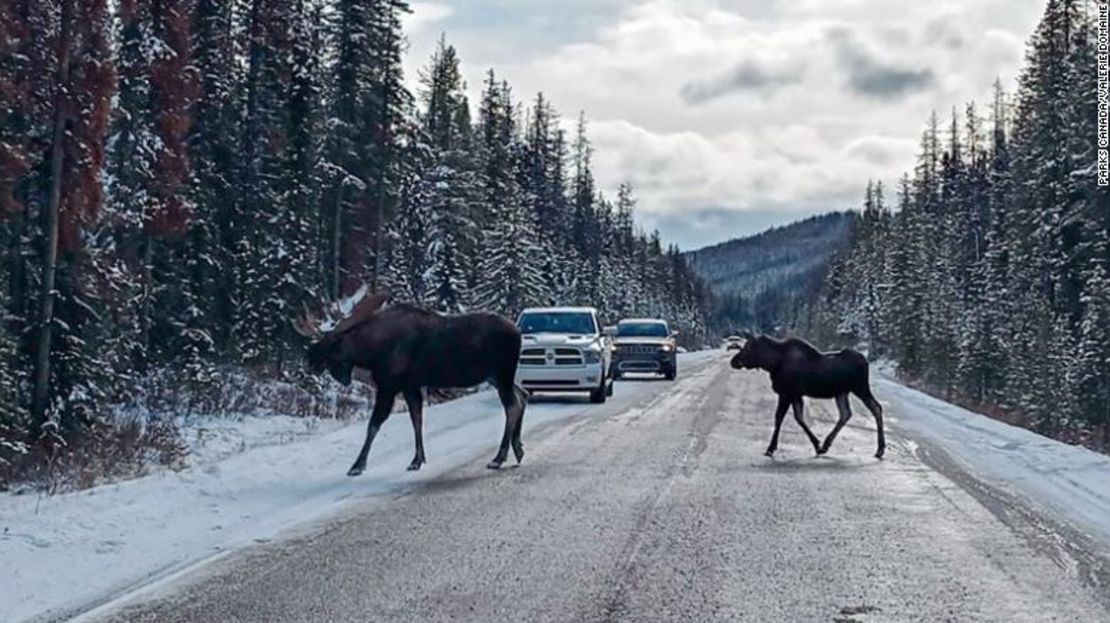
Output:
609 319 678 381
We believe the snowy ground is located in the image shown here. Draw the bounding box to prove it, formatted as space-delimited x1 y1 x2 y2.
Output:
875 372 1110 549
0 351 721 623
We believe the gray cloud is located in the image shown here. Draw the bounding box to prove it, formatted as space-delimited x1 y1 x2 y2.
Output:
828 28 936 99
924 15 967 50
680 59 804 105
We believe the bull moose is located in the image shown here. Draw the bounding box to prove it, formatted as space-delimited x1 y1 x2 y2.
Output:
294 290 528 476
730 333 885 459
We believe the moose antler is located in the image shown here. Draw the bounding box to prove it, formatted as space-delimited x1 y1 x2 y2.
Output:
292 288 390 341
292 303 324 339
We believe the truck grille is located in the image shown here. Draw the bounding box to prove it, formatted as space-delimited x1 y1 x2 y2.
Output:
519 347 584 366
554 348 583 366
520 348 546 366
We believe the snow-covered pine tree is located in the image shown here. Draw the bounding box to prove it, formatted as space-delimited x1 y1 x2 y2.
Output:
188 0 243 359
593 195 618 319
976 80 1014 404
472 75 547 316
0 0 42 434
0 243 25 461
418 37 478 314
234 0 285 363
471 170 548 317
956 101 1000 401
421 159 477 314
31 0 118 427
384 141 435 305
107 0 199 376
1002 0 1086 427
324 0 412 297
277 0 329 368
1074 260 1110 446
570 112 603 307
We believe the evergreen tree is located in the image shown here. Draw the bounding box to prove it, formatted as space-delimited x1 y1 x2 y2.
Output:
417 37 477 313
189 0 243 358
31 0 117 428
324 0 412 296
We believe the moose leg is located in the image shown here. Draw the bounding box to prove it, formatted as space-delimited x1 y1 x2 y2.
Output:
791 399 822 456
488 380 525 470
348 388 398 477
510 384 528 463
820 393 853 456
765 395 791 457
403 389 426 471
854 387 886 459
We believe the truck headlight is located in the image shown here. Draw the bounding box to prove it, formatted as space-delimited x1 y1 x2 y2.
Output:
661 344 673 352
583 350 601 364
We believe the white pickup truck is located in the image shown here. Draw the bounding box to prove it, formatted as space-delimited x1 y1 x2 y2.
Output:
515 307 613 403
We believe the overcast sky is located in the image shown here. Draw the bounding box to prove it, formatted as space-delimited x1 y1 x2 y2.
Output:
402 0 1046 250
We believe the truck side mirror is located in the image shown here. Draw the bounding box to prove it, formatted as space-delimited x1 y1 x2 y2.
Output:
603 326 617 337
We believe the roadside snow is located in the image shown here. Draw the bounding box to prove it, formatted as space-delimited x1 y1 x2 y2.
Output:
0 351 722 623
876 373 1110 548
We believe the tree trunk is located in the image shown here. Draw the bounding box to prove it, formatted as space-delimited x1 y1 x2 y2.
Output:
31 0 75 424
330 182 343 299
371 80 391 291
139 230 154 372
1103 401 1110 452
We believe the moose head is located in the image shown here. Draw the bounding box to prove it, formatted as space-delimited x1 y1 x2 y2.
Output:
292 288 391 386
730 331 779 371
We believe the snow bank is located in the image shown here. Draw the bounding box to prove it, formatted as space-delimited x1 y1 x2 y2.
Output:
876 375 1110 547
0 351 722 623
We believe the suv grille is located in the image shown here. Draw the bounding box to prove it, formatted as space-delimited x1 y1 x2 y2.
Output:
619 344 663 355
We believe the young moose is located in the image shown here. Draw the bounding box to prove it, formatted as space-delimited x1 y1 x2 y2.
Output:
294 290 528 475
730 333 885 459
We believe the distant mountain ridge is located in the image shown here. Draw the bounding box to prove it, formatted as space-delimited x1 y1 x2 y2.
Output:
686 211 856 331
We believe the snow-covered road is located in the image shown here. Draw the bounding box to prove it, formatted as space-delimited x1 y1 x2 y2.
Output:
875 373 1110 566
4 353 1110 622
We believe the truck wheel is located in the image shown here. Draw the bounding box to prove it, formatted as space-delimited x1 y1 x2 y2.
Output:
665 369 677 381
590 382 607 404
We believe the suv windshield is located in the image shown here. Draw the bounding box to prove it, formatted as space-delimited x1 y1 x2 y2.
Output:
618 322 669 338
518 312 597 336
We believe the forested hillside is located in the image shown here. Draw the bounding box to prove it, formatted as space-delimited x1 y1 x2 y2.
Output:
810 0 1110 448
687 212 855 332
0 1 710 486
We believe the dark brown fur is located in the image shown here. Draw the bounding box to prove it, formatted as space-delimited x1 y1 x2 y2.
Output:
305 302 527 475
731 333 885 459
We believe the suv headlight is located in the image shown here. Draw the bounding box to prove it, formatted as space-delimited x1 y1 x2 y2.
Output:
583 349 601 364
661 344 673 352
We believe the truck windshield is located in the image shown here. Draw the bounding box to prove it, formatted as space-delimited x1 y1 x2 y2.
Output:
618 322 669 338
518 312 597 336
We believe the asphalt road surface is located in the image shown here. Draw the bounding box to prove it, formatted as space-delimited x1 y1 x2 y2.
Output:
94 356 1110 622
